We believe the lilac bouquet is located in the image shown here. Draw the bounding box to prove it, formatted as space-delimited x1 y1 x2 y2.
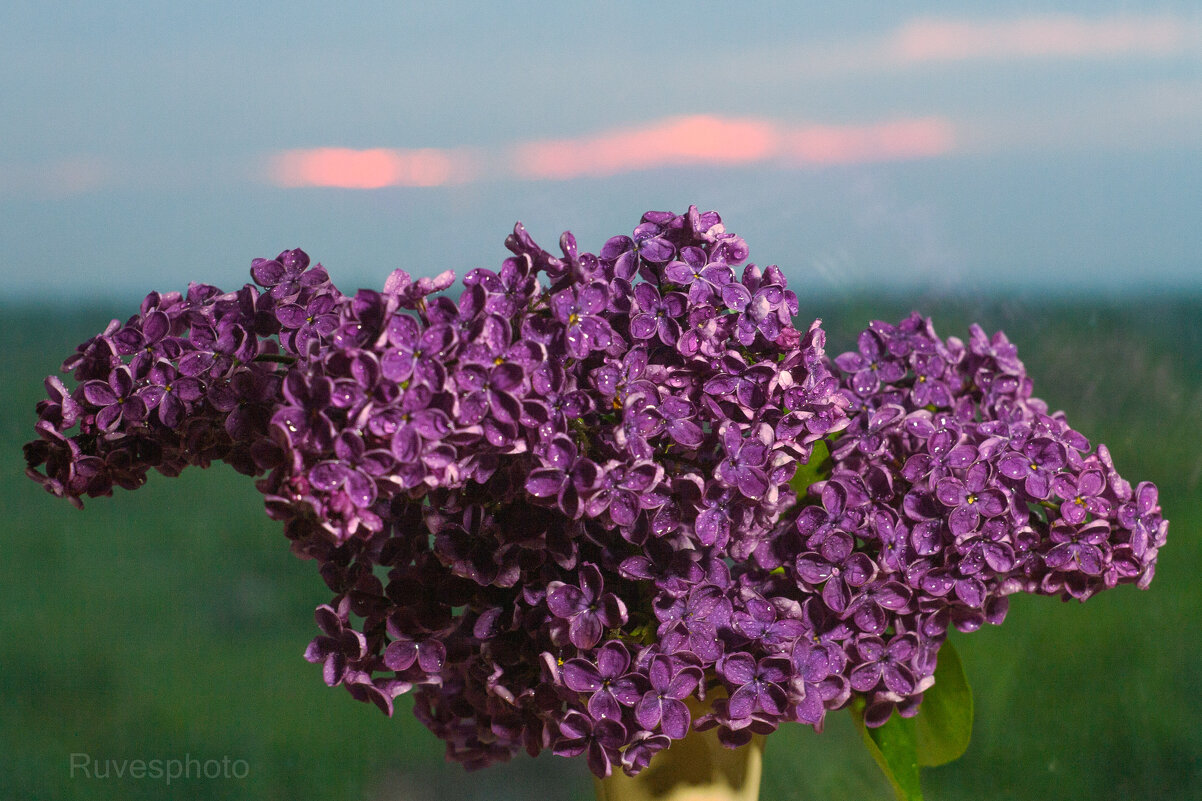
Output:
25 207 1166 796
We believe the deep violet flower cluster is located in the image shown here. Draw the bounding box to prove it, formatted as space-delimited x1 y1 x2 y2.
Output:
25 208 1165 779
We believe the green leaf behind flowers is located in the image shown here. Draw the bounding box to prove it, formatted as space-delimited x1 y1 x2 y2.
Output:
915 639 973 767
789 438 832 497
851 698 923 801
851 639 974 800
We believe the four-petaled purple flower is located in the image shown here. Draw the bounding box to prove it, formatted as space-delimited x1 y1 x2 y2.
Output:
553 710 627 778
277 293 340 353
303 602 367 687
835 329 908 397
849 633 918 696
579 459 662 527
251 249 317 300
82 366 147 432
140 361 204 428
655 584 732 663
551 282 612 359
717 424 772 500
1045 519 1110 576
935 462 1009 537
998 437 1066 500
547 564 628 650
383 633 446 676
630 284 687 346
562 641 643 722
721 653 791 719
1117 481 1166 558
663 246 732 304
796 532 878 613
731 596 806 650
600 222 676 280
1053 468 1112 526
634 656 700 739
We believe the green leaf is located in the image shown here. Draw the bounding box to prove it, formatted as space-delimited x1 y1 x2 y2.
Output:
789 438 831 496
915 638 974 767
851 698 924 801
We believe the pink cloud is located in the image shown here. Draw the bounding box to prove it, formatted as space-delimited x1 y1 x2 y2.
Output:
511 115 781 180
784 118 956 166
893 15 1193 63
269 147 474 188
511 115 954 180
267 115 957 189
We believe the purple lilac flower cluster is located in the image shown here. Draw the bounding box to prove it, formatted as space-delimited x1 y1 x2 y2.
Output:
24 208 1165 778
796 314 1168 726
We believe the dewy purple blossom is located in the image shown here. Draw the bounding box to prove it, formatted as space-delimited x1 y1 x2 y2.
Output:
24 208 1167 778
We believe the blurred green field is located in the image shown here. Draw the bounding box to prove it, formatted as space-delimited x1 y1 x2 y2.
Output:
2 295 1198 801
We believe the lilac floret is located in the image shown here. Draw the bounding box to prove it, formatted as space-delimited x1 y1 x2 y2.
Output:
547 565 628 650
634 656 700 739
562 641 643 723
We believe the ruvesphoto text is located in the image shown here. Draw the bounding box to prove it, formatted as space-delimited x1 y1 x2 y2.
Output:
69 753 249 785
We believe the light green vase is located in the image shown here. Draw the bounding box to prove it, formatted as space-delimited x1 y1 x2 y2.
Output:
593 727 765 801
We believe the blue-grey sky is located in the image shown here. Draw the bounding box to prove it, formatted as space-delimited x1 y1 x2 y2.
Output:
2 1 1200 301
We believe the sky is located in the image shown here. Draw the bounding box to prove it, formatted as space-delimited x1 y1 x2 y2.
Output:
2 1 1200 301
